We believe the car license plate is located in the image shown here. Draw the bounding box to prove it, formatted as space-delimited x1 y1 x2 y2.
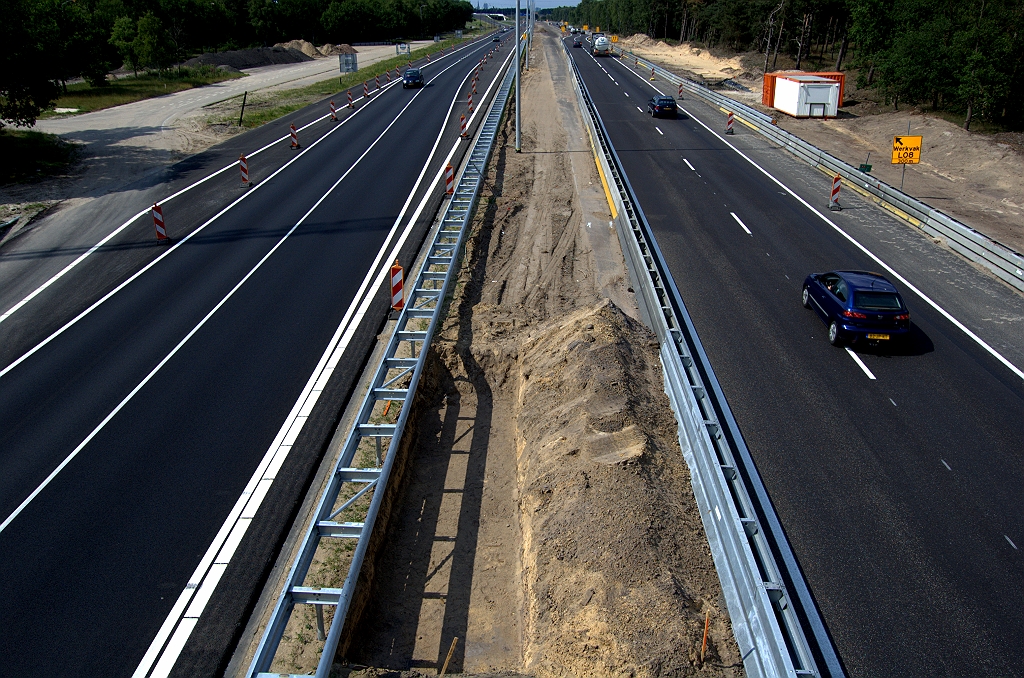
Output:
867 333 890 340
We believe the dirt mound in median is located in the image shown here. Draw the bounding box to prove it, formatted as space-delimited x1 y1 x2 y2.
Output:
341 29 742 677
183 46 312 70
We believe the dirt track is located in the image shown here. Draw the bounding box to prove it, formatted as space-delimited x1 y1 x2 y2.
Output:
341 30 742 677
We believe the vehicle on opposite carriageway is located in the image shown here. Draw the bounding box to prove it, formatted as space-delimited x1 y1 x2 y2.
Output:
802 270 911 346
648 95 677 118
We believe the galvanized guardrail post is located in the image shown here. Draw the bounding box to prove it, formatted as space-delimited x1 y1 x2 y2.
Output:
245 46 521 678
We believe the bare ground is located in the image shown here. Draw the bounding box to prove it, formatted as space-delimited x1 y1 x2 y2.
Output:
618 38 1024 255
340 30 742 677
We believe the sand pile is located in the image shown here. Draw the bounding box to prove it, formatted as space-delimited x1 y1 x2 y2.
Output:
621 34 748 80
318 43 358 56
339 29 742 677
274 39 322 58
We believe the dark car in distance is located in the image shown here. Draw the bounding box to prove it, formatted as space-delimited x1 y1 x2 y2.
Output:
647 95 677 118
802 270 910 346
402 68 424 88
573 39 582 47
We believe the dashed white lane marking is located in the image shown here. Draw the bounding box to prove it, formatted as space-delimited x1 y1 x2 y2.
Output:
624 91 629 97
636 106 643 112
941 459 952 470
889 397 897 407
605 53 1024 383
1007 535 1018 550
730 212 752 235
845 348 877 380
684 158 696 171
655 127 664 135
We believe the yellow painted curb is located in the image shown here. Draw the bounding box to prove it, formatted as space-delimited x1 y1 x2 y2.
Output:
584 123 618 219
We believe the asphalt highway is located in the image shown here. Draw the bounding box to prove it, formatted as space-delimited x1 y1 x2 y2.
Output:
565 33 1024 677
0 33 512 677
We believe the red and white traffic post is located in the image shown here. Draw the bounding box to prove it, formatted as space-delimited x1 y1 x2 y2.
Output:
725 111 735 135
152 203 168 242
363 80 369 97
828 174 842 211
426 52 431 63
460 114 467 138
290 123 299 148
678 83 684 99
239 155 249 185
347 90 353 108
650 65 656 81
330 100 337 121
395 67 401 79
390 260 404 311
375 74 380 89
468 91 473 113
444 163 454 195
386 70 392 83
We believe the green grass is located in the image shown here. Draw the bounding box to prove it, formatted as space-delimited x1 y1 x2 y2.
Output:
40 66 244 116
233 33 489 129
0 129 80 184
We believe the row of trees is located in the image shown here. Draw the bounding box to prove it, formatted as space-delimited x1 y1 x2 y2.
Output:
543 0 1024 129
1 0 473 127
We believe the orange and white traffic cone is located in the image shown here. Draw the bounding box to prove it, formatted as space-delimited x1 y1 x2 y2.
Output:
152 203 168 242
445 163 454 195
290 123 299 148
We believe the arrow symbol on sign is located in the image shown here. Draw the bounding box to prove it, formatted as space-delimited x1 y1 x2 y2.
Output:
894 136 904 146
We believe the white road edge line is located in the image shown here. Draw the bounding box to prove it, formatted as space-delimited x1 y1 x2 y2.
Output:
607 54 1024 382
135 46 514 678
0 37 488 329
845 347 877 380
730 212 752 235
684 158 695 171
0 40 489 539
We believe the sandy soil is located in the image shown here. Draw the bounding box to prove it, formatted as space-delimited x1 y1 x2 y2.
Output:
620 35 751 82
617 36 1024 255
340 30 742 677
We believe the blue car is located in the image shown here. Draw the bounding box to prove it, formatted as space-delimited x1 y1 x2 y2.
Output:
802 270 910 346
402 68 424 88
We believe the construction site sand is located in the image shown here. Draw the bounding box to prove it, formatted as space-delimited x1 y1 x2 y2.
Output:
621 35 748 81
618 35 1023 255
338 30 743 677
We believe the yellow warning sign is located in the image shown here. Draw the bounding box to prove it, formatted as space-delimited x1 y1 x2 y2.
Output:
561 25 566 32
583 24 588 30
891 135 922 164
611 35 619 42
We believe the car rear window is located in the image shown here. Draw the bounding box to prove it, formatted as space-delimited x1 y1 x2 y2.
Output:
658 97 675 104
854 291 902 310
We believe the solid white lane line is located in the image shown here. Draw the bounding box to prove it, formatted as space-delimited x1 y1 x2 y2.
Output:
0 38 490 328
134 50 514 678
606 55 1024 382
845 348 876 380
655 127 664 135
684 158 695 171
730 212 752 235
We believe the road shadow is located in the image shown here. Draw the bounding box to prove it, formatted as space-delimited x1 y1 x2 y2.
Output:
848 322 934 357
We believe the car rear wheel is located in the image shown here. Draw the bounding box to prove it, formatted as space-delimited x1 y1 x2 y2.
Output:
801 286 811 308
828 320 842 346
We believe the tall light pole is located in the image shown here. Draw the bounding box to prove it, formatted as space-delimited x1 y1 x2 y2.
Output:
524 0 530 71
515 0 521 152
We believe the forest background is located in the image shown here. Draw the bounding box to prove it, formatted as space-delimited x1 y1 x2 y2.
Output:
543 0 1024 130
1 0 474 127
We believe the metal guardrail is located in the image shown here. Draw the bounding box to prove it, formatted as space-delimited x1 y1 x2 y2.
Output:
561 38 845 678
245 47 519 678
613 46 1024 294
